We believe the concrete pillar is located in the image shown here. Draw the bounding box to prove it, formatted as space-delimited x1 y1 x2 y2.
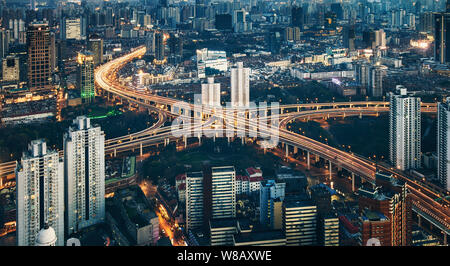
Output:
198 135 201 145
307 151 310 170
184 135 187 148
352 172 355 192
329 160 332 179
285 144 289 157
242 137 245 145
297 106 300 112
315 154 320 162
444 233 447 246
418 215 422 227
227 137 231 146
114 148 116 157
140 143 143 157
294 146 298 154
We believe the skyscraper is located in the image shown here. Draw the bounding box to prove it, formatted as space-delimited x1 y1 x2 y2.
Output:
64 116 105 235
77 51 95 104
369 65 386 97
16 139 64 246
291 6 304 29
27 21 53 90
434 7 450 64
185 171 204 231
87 37 103 66
155 32 165 61
201 77 221 107
437 97 450 191
389 85 421 170
230 62 250 108
343 25 355 51
211 166 236 219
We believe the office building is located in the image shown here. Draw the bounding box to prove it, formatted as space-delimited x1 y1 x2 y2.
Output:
87 37 103 66
209 218 237 246
260 179 285 229
77 51 95 104
230 62 250 108
211 166 236 219
389 85 421 170
201 77 221 107
64 116 105 235
318 214 339 246
16 139 64 246
437 97 450 191
27 21 53 90
185 171 204 231
282 198 317 246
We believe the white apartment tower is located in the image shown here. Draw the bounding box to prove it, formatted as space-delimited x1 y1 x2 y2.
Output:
201 77 221 107
230 62 250 108
438 97 450 191
389 85 421 170
185 171 204 231
16 139 64 246
211 166 236 219
64 116 105 235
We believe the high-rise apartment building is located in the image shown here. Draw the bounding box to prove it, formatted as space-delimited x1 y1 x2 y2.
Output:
16 139 64 246
27 21 53 90
201 77 221 107
64 116 105 236
389 85 421 170
230 62 250 108
438 97 450 191
77 51 95 104
185 171 204 231
211 166 236 219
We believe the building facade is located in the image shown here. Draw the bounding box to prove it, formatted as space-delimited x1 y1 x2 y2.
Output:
64 116 105 236
16 139 64 246
211 166 236 219
438 97 450 191
389 85 421 170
